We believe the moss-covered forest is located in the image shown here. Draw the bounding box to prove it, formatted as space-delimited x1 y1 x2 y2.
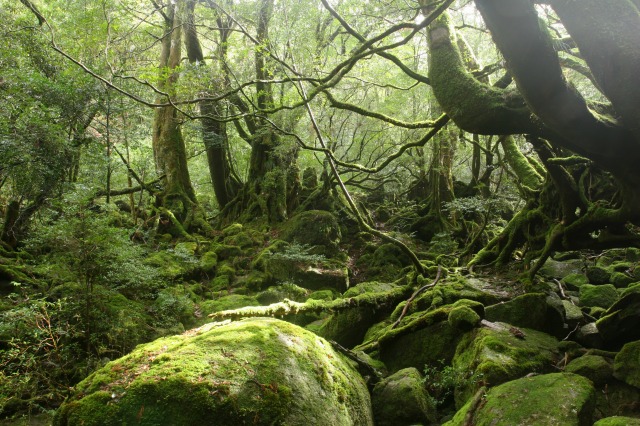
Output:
2 0 640 424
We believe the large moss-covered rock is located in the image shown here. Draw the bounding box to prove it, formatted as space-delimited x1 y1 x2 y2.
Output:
580 284 619 309
565 354 614 386
586 266 612 285
562 272 589 291
444 373 595 426
371 367 436 426
538 258 584 279
54 318 373 426
452 323 560 406
484 293 547 331
613 340 640 389
597 292 640 349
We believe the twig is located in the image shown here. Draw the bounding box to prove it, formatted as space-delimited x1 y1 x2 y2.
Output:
391 265 442 329
553 278 573 303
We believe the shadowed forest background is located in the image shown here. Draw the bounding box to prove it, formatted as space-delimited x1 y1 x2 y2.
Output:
2 0 640 424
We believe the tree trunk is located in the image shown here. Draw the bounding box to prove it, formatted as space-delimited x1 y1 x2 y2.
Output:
184 0 240 210
152 0 204 232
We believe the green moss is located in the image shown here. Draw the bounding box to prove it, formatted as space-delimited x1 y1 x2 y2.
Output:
444 373 595 426
580 284 619 309
371 367 436 426
199 295 260 317
587 266 612 285
452 324 560 407
308 290 335 301
562 272 589 290
611 272 635 288
613 340 640 388
485 293 547 331
199 250 218 274
447 306 481 331
144 250 193 279
594 417 640 426
565 355 613 386
256 283 309 305
221 223 243 237
223 231 256 249
53 318 373 426
343 281 397 298
280 210 341 253
212 244 243 260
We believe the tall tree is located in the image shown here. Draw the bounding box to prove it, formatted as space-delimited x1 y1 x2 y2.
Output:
151 0 206 233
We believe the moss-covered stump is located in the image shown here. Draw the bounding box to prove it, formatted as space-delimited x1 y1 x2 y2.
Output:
565 354 614 386
452 323 560 407
613 340 640 389
594 417 640 426
444 373 595 426
580 284 619 309
54 318 373 426
596 293 640 349
371 367 436 426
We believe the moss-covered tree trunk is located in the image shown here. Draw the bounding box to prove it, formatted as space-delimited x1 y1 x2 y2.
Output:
184 0 240 210
152 0 205 234
227 0 299 224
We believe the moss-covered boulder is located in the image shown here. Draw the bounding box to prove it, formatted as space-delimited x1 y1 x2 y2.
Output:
54 318 373 426
611 272 635 289
597 292 640 349
484 293 547 331
444 373 595 426
580 284 619 309
565 355 614 386
452 323 560 406
562 272 589 291
587 266 612 285
594 417 640 426
447 305 481 331
613 340 640 389
144 250 194 279
371 367 436 426
538 258 584 279
280 210 341 253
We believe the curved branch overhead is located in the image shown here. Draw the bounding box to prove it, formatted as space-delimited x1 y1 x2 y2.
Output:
474 0 640 183
426 12 537 135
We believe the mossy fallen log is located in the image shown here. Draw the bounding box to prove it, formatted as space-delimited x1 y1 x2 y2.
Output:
208 284 413 321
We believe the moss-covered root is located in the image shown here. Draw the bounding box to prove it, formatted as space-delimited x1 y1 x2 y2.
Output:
208 284 412 321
